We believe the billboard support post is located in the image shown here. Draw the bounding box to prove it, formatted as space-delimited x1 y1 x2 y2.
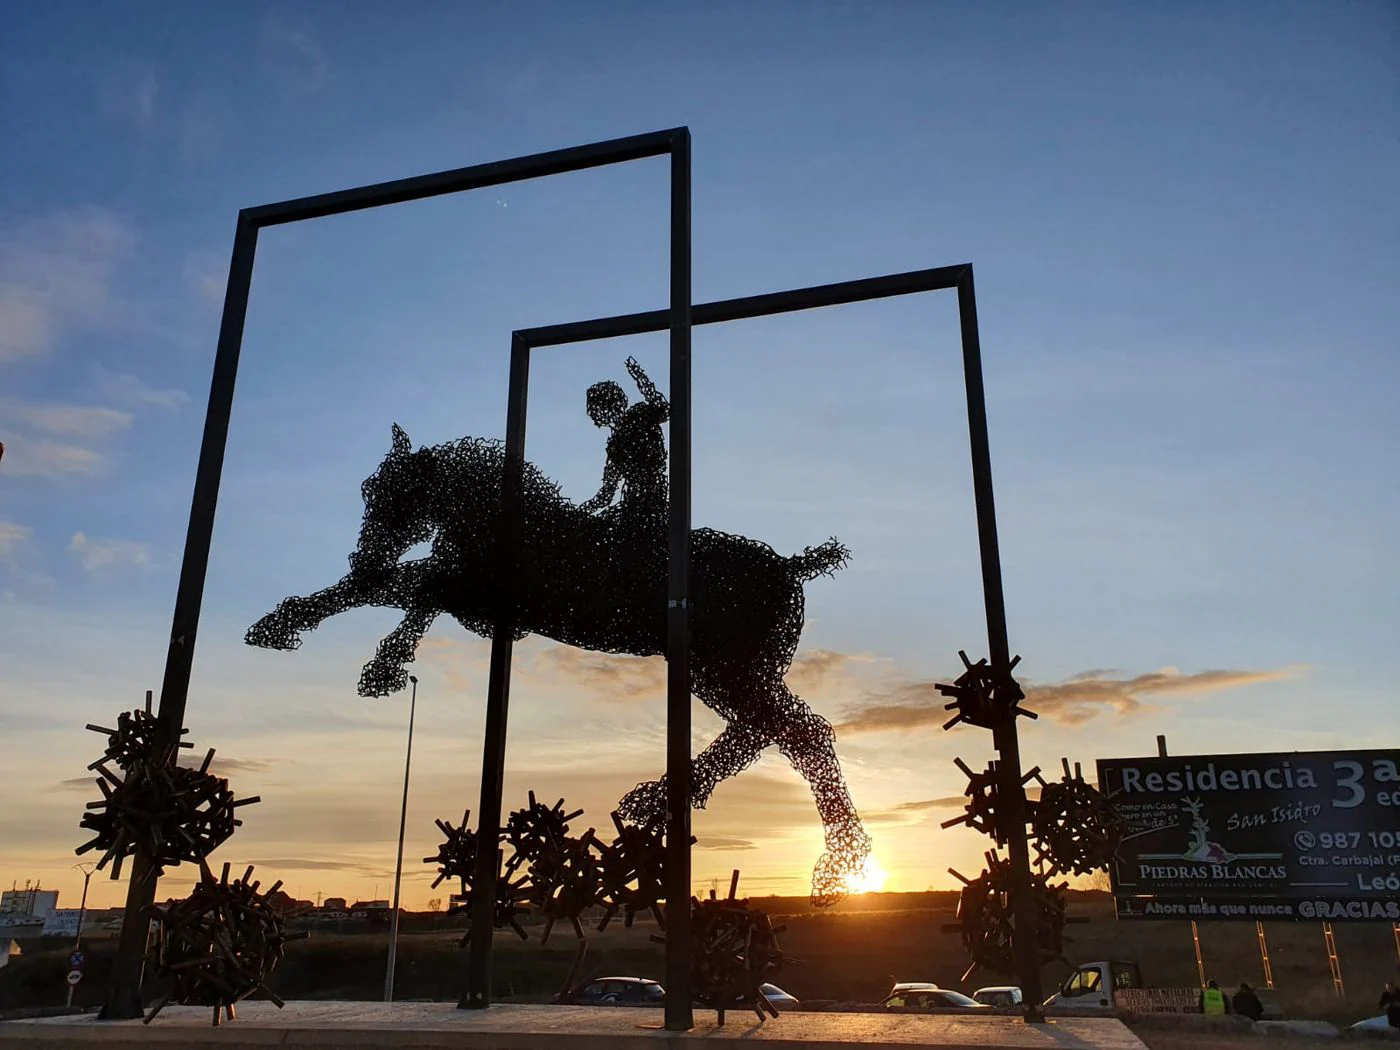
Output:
1323 922 1344 998
1191 920 1206 988
1256 921 1274 990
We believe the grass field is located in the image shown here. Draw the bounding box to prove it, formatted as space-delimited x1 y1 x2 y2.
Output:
3 891 1397 1031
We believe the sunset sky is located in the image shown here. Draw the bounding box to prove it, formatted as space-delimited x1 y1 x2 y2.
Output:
2 3 1397 913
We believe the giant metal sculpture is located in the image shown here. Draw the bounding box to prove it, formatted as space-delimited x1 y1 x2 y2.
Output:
101 123 1048 1024
246 357 871 904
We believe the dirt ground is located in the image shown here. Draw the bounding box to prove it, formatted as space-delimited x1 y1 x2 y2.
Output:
3 890 1397 1031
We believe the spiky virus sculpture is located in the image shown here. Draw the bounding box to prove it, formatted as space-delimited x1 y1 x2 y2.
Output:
76 703 258 878
145 862 306 1027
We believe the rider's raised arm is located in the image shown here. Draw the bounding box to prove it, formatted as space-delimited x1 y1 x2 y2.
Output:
579 459 622 513
625 357 669 418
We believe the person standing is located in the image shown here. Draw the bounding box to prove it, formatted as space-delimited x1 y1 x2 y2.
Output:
1233 982 1263 1022
1381 982 1400 1028
1201 979 1229 1016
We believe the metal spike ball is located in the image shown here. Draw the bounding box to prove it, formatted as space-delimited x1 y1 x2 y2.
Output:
76 715 258 879
950 852 1068 981
144 861 307 1027
1029 758 1124 877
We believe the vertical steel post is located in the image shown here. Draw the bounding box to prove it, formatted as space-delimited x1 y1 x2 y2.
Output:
663 126 694 1032
66 865 93 1008
462 335 531 1008
102 215 260 1020
384 675 418 1002
955 268 1043 1021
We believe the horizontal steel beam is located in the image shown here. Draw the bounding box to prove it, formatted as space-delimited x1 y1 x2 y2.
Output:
244 128 683 227
519 263 968 347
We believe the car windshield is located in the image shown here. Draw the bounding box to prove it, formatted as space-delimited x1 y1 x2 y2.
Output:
936 991 980 1007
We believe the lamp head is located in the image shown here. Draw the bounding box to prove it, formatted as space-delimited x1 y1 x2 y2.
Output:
409 675 418 684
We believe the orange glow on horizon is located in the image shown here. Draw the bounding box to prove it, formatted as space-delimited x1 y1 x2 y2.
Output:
844 855 889 895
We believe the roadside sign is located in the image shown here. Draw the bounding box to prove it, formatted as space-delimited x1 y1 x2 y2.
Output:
66 970 82 986
1099 747 1400 922
70 951 84 969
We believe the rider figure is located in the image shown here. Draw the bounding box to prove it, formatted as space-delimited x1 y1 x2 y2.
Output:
580 357 668 528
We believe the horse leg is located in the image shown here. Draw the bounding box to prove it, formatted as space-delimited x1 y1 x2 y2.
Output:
617 721 775 827
769 685 871 904
246 575 367 650
357 604 438 697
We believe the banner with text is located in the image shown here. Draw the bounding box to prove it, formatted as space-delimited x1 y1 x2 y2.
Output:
1097 749 1400 922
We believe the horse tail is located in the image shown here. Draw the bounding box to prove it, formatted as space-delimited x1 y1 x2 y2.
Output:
789 538 850 581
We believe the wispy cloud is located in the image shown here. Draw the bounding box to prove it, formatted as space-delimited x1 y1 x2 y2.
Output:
837 666 1297 734
89 366 188 411
182 251 226 307
261 20 328 94
7 402 133 438
866 797 965 825
0 520 29 559
244 857 387 875
0 209 134 362
529 645 666 702
69 532 151 570
97 63 158 129
0 439 102 477
175 754 280 776
520 644 879 705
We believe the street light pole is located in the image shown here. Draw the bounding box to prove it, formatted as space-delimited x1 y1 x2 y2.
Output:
384 674 418 1003
67 863 94 1008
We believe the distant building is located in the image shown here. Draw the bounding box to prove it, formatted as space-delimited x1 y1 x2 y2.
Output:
322 897 347 912
265 890 314 917
1 885 59 920
42 909 84 937
349 900 391 921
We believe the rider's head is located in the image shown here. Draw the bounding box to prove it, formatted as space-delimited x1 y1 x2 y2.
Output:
586 380 628 428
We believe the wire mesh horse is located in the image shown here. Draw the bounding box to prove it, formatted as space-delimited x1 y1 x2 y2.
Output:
245 424 871 901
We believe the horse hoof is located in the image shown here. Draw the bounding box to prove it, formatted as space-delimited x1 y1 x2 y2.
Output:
811 850 861 906
358 659 406 697
245 613 302 651
617 779 666 828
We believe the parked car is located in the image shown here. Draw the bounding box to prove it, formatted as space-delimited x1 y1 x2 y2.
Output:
973 986 1022 1007
564 976 665 1006
883 986 988 1010
562 977 797 1011
756 983 800 1009
1350 1016 1393 1032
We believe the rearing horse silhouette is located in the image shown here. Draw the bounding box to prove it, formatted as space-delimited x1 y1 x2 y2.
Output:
246 422 871 902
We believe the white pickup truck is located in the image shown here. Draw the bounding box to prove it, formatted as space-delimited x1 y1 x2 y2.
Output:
1044 960 1145 1011
1045 960 1275 1017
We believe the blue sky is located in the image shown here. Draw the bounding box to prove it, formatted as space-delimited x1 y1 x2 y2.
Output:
2 2 1397 908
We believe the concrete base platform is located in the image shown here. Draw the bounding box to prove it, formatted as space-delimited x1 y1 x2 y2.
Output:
0 1001 1144 1050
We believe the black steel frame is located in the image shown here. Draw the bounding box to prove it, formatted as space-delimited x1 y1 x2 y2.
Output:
101 127 696 1030
509 262 1045 1017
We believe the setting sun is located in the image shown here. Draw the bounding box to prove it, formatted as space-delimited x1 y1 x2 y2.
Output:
844 855 890 895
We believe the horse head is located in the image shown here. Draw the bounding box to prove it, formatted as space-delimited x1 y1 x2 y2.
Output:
245 424 438 653
347 424 439 583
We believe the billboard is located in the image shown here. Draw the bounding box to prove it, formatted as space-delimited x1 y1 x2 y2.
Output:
1097 748 1400 922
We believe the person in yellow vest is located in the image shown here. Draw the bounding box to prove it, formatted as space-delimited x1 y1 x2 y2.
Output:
1200 979 1230 1015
